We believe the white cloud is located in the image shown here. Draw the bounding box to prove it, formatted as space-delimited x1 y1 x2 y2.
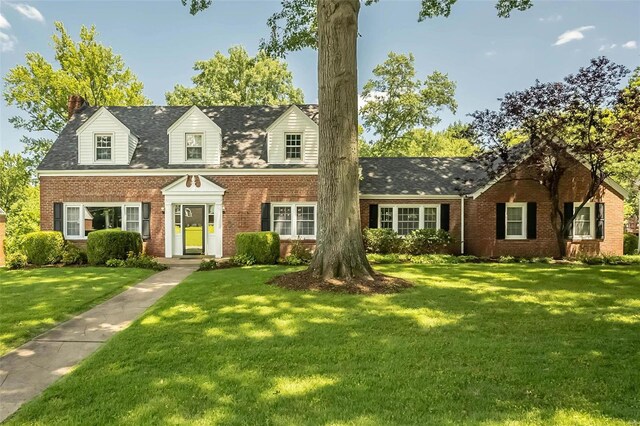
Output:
553 26 595 46
484 50 497 57
622 40 637 49
0 13 11 29
539 14 562 23
598 43 617 52
0 31 17 52
358 91 387 109
9 3 44 23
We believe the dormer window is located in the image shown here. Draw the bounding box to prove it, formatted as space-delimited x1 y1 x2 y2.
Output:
95 134 113 161
185 133 203 161
285 133 302 160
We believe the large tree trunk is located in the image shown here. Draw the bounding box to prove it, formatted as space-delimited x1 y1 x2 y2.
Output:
309 0 374 280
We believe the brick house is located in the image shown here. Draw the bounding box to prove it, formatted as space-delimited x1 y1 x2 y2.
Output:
37 98 628 258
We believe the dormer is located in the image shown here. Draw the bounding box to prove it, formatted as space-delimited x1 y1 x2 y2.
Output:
267 106 318 165
167 106 222 165
76 107 138 165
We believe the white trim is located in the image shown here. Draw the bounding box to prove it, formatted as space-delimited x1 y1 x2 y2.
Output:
62 202 142 240
166 106 222 134
460 195 465 254
284 132 304 162
38 168 318 177
505 202 527 240
378 204 442 235
161 175 226 196
76 107 132 136
271 202 317 240
572 201 596 240
360 194 460 200
94 133 115 163
266 105 318 132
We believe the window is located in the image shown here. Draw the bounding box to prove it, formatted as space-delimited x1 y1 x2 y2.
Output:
185 133 203 160
573 203 594 238
174 205 182 236
272 203 316 239
505 203 526 239
397 207 420 236
95 134 112 161
379 205 440 235
285 133 302 160
208 205 215 233
66 206 81 237
125 206 140 232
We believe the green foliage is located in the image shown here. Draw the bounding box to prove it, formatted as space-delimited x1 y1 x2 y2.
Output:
402 229 453 255
281 241 313 266
0 151 30 215
21 137 54 183
360 52 457 156
281 255 308 266
61 243 88 266
3 21 150 135
577 254 640 266
106 258 126 268
198 259 218 271
22 231 65 266
624 233 639 255
231 253 257 266
4 186 39 255
235 232 280 264
86 230 142 265
166 46 304 106
362 228 402 254
104 253 167 271
6 253 28 270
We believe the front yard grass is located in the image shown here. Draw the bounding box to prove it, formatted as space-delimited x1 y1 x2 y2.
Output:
0 267 155 355
8 264 640 425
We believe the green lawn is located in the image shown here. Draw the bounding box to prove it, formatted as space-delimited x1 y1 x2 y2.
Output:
8 264 640 425
0 267 155 355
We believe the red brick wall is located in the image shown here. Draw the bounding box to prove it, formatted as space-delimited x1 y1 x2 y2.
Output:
464 158 625 257
359 198 463 254
39 175 317 258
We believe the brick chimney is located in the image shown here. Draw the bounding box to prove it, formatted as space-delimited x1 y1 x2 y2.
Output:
67 94 86 120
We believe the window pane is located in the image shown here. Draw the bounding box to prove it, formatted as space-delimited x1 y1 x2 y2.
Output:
186 134 202 147
575 206 590 221
66 207 80 236
507 221 523 236
96 135 112 160
273 206 292 235
574 206 591 236
380 207 393 229
125 207 140 232
507 207 523 221
397 207 420 236
85 206 121 236
186 147 202 160
285 134 302 159
424 207 437 229
296 206 315 236
274 221 291 235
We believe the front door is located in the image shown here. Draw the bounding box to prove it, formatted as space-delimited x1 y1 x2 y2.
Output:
183 205 205 255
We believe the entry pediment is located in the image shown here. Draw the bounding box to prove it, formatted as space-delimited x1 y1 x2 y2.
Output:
161 175 226 196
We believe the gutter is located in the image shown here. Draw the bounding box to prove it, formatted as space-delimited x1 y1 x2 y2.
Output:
460 195 465 255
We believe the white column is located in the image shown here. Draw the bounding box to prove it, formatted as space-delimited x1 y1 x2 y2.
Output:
164 202 172 258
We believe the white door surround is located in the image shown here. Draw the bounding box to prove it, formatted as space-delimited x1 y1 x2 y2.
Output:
161 175 225 257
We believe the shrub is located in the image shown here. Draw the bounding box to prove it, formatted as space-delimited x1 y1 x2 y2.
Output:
106 258 126 268
87 229 142 265
6 253 28 270
363 228 402 254
624 233 639 255
290 240 313 262
235 232 280 264
402 229 453 255
22 231 65 266
282 255 307 265
61 243 87 266
198 259 218 271
231 253 256 266
124 252 168 271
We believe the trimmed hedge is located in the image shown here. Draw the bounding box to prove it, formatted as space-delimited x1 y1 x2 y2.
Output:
363 228 402 254
624 233 639 255
235 232 280 264
22 231 65 266
87 229 143 265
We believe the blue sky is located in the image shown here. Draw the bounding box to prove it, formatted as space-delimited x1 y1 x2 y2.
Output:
1 0 638 153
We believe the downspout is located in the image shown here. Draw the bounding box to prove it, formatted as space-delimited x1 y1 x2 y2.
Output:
460 195 465 255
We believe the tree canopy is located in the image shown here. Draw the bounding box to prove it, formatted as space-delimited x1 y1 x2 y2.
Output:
166 46 304 106
0 151 30 215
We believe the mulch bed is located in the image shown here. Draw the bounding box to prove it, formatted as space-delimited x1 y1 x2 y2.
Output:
268 269 414 294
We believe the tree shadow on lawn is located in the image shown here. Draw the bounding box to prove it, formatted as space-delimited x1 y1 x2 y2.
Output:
9 264 640 425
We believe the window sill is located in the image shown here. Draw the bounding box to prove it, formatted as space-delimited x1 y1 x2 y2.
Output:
505 236 527 240
279 237 316 241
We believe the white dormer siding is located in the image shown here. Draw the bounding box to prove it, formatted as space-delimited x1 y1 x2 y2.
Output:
167 106 221 165
76 107 137 165
267 106 318 165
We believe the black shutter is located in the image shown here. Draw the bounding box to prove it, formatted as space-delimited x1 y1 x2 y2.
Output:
368 204 378 228
526 202 537 240
564 202 574 239
596 202 605 239
53 203 63 232
261 203 271 231
496 203 506 240
440 204 450 232
142 202 151 240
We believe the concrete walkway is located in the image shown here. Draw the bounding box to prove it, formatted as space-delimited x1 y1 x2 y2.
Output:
0 265 196 422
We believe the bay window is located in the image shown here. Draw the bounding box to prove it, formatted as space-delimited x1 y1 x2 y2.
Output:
272 203 316 239
378 205 441 235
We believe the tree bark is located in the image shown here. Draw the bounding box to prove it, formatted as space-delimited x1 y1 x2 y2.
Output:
310 0 374 280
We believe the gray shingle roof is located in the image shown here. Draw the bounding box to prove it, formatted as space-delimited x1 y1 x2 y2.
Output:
359 157 492 196
38 104 319 170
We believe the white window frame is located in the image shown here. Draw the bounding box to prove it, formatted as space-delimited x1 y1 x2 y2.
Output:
185 133 204 162
62 202 143 240
94 133 114 163
64 206 82 238
505 202 527 240
284 132 303 162
573 202 596 240
378 204 441 236
271 202 317 240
